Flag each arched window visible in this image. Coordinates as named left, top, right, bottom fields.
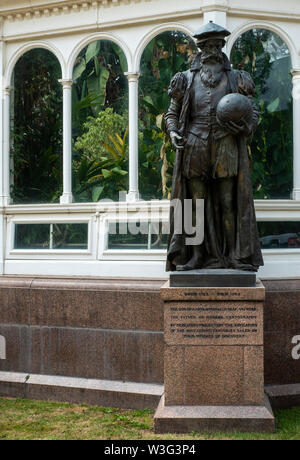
left=139, top=31, right=197, bottom=200
left=230, top=28, right=293, bottom=199
left=72, top=40, right=128, bottom=202
left=11, top=48, right=63, bottom=204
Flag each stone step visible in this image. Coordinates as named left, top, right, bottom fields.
left=265, top=383, right=300, bottom=410
left=0, top=371, right=164, bottom=410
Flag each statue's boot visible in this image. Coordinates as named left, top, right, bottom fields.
left=202, top=259, right=225, bottom=269
left=176, top=246, right=203, bottom=271
left=234, top=263, right=258, bottom=272
left=229, top=258, right=258, bottom=272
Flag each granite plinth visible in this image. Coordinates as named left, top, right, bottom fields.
left=154, top=394, right=275, bottom=433
left=156, top=279, right=273, bottom=433
left=170, top=269, right=256, bottom=288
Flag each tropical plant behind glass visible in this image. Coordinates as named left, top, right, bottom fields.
left=72, top=41, right=129, bottom=201
left=11, top=49, right=63, bottom=204
left=231, top=29, right=293, bottom=199
left=139, top=31, right=197, bottom=200
left=73, top=108, right=128, bottom=202
left=72, top=41, right=128, bottom=135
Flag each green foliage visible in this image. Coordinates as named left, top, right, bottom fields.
left=72, top=41, right=129, bottom=201
left=74, top=108, right=127, bottom=161
left=73, top=108, right=128, bottom=202
left=231, top=29, right=293, bottom=199
left=139, top=31, right=197, bottom=200
left=12, top=33, right=291, bottom=205
left=138, top=29, right=293, bottom=201
left=11, top=49, right=63, bottom=204
left=72, top=40, right=128, bottom=141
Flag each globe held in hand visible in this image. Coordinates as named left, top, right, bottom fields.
left=216, top=93, right=253, bottom=126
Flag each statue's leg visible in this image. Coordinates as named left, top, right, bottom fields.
left=216, top=177, right=236, bottom=263
left=216, top=178, right=257, bottom=271
left=176, top=178, right=207, bottom=271
left=188, top=177, right=207, bottom=228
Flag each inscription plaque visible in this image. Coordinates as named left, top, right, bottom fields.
left=165, top=301, right=263, bottom=346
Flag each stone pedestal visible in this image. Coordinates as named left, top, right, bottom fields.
left=154, top=279, right=275, bottom=433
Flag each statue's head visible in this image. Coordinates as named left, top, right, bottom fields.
left=197, top=38, right=224, bottom=63
left=193, top=21, right=231, bottom=63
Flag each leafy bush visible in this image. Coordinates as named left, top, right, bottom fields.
left=74, top=108, right=127, bottom=161
left=73, top=108, right=128, bottom=202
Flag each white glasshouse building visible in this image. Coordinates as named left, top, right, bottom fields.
left=0, top=0, right=299, bottom=279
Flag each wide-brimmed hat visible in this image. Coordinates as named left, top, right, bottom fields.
left=193, top=21, right=231, bottom=43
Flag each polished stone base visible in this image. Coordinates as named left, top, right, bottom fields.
left=154, top=394, right=275, bottom=434
left=170, top=269, right=256, bottom=288
left=157, top=280, right=273, bottom=433
left=161, top=281, right=265, bottom=407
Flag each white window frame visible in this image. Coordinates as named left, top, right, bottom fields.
left=6, top=212, right=94, bottom=260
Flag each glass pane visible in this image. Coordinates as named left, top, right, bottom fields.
left=231, top=29, right=293, bottom=199
left=53, top=223, right=88, bottom=249
left=14, top=223, right=88, bottom=250
left=150, top=222, right=168, bottom=249
left=11, top=49, right=63, bottom=204
left=258, top=222, right=300, bottom=249
left=108, top=222, right=168, bottom=250
left=139, top=31, right=197, bottom=200
left=72, top=41, right=128, bottom=202
left=14, top=224, right=50, bottom=249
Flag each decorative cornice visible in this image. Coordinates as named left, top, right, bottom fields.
left=0, top=0, right=146, bottom=22
left=1, top=2, right=95, bottom=22
left=1, top=1, right=300, bottom=41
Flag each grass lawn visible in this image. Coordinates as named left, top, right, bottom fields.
left=0, top=397, right=300, bottom=440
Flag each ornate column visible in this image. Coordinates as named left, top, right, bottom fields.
left=292, top=70, right=300, bottom=200
left=125, top=72, right=140, bottom=202
left=0, top=86, right=10, bottom=275
left=59, top=79, right=74, bottom=204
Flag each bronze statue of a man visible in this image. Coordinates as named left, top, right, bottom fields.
left=165, top=22, right=263, bottom=272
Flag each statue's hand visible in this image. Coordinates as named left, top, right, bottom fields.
left=222, top=118, right=253, bottom=137
left=240, top=117, right=253, bottom=137
left=170, top=131, right=185, bottom=150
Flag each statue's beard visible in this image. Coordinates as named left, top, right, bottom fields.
left=199, top=54, right=224, bottom=88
